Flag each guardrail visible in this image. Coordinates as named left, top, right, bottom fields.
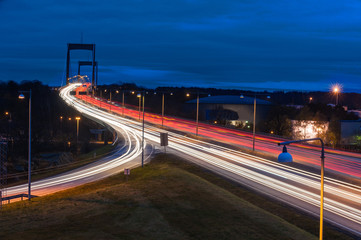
left=0, top=191, right=37, bottom=206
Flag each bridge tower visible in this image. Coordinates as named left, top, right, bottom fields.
left=78, top=61, right=98, bottom=86
left=66, top=43, right=96, bottom=88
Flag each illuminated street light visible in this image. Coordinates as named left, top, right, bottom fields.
left=186, top=92, right=200, bottom=136
left=162, top=93, right=165, bottom=127
left=137, top=93, right=141, bottom=120
left=142, top=93, right=145, bottom=168
left=122, top=91, right=125, bottom=117
left=75, top=117, right=81, bottom=144
left=277, top=138, right=325, bottom=240
left=18, top=90, right=32, bottom=200
left=5, top=111, right=11, bottom=121
left=333, top=87, right=339, bottom=105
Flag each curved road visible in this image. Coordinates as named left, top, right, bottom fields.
left=6, top=83, right=361, bottom=237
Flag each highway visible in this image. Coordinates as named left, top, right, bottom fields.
left=6, top=83, right=361, bottom=237
left=6, top=84, right=153, bottom=198
left=76, top=84, right=361, bottom=236
left=77, top=88, right=361, bottom=179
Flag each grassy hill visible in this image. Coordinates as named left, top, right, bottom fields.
left=0, top=154, right=352, bottom=240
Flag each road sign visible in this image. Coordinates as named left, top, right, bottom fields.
left=124, top=168, right=130, bottom=175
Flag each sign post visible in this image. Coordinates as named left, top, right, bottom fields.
left=124, top=168, right=130, bottom=182
left=160, top=132, right=168, bottom=153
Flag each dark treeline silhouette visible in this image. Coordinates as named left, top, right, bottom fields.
left=99, top=83, right=361, bottom=110
left=98, top=83, right=360, bottom=148
left=0, top=80, right=105, bottom=174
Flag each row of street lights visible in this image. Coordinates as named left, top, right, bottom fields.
left=60, top=116, right=81, bottom=143
left=98, top=88, right=326, bottom=240
left=18, top=86, right=327, bottom=240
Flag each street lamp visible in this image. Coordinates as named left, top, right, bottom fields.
left=75, top=117, right=81, bottom=144
left=277, top=138, right=325, bottom=240
left=60, top=116, right=63, bottom=130
left=240, top=94, right=270, bottom=151
left=186, top=93, right=200, bottom=136
left=137, top=93, right=141, bottom=120
left=333, top=86, right=340, bottom=106
left=141, top=93, right=145, bottom=168
left=162, top=93, right=165, bottom=127
left=122, top=90, right=125, bottom=117
left=18, top=90, right=32, bottom=201
left=5, top=111, right=12, bottom=122
left=160, top=92, right=173, bottom=127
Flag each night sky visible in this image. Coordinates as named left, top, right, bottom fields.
left=1, top=0, right=361, bottom=92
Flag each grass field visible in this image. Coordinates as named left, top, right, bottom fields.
left=0, top=154, right=353, bottom=240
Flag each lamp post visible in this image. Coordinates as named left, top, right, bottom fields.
left=122, top=91, right=125, bottom=117
left=277, top=138, right=325, bottom=240
left=196, top=93, right=199, bottom=136
left=162, top=93, right=165, bottom=127
left=333, top=87, right=339, bottom=106
left=137, top=93, right=141, bottom=120
left=18, top=90, right=32, bottom=201
left=186, top=92, right=199, bottom=135
left=60, top=116, right=63, bottom=130
left=75, top=117, right=81, bottom=144
left=141, top=93, right=145, bottom=168
left=240, top=94, right=270, bottom=151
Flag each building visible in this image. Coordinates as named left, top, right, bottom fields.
left=340, top=119, right=361, bottom=145
left=185, top=95, right=272, bottom=126
left=291, top=120, right=329, bottom=140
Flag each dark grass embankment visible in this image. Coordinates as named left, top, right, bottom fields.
left=0, top=154, right=354, bottom=240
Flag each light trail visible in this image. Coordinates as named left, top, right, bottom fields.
left=76, top=91, right=361, bottom=178
left=6, top=83, right=360, bottom=236
left=7, top=83, right=150, bottom=198
left=73, top=84, right=361, bottom=236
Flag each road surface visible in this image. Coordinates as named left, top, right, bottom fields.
left=6, top=83, right=361, bottom=237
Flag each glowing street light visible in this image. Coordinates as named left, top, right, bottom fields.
left=75, top=117, right=81, bottom=143
left=277, top=138, right=325, bottom=240
left=186, top=93, right=200, bottom=135
left=332, top=85, right=341, bottom=106
left=18, top=90, right=32, bottom=200
left=137, top=93, right=141, bottom=120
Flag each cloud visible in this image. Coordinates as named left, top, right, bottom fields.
left=1, top=0, right=361, bottom=91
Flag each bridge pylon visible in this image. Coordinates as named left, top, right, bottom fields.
left=66, top=43, right=96, bottom=88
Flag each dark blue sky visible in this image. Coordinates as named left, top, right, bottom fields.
left=1, top=0, right=361, bottom=92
